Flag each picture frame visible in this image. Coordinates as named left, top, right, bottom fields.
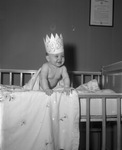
left=89, top=0, right=114, bottom=27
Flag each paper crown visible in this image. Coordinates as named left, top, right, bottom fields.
left=43, top=33, right=64, bottom=54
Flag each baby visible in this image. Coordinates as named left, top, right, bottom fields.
left=39, top=33, right=71, bottom=96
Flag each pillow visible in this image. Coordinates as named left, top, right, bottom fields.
left=76, top=79, right=100, bottom=92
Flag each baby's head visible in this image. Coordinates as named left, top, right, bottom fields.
left=44, top=33, right=65, bottom=67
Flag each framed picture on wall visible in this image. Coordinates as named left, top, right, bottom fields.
left=89, top=0, right=114, bottom=26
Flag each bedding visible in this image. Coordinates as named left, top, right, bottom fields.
left=0, top=88, right=79, bottom=150
left=76, top=79, right=115, bottom=94
left=76, top=79, right=100, bottom=92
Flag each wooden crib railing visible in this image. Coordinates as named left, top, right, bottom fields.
left=79, top=94, right=122, bottom=150
left=0, top=69, right=102, bottom=87
left=69, top=71, right=102, bottom=87
left=0, top=69, right=36, bottom=86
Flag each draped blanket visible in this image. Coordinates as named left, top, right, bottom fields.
left=0, top=89, right=79, bottom=150
left=0, top=67, right=79, bottom=150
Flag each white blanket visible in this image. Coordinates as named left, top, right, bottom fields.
left=0, top=67, right=80, bottom=150
left=0, top=90, right=79, bottom=150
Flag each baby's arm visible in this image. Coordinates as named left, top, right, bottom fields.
left=62, top=66, right=70, bottom=87
left=40, top=64, right=53, bottom=95
left=62, top=66, right=71, bottom=94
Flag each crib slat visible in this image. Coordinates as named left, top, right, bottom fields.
left=91, top=75, right=93, bottom=80
left=9, top=72, right=12, bottom=85
left=0, top=72, right=1, bottom=84
left=86, top=98, right=90, bottom=150
left=117, top=98, right=121, bottom=150
left=70, top=74, right=74, bottom=87
left=97, top=75, right=100, bottom=84
left=31, top=73, right=34, bottom=77
left=102, top=98, right=106, bottom=150
left=81, top=74, right=84, bottom=84
left=20, top=73, right=23, bottom=86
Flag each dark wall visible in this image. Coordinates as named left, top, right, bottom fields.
left=1, top=0, right=122, bottom=71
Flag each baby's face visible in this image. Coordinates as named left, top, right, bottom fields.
left=47, top=52, right=65, bottom=67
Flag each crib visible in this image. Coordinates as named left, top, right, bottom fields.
left=0, top=69, right=102, bottom=87
left=0, top=61, right=122, bottom=150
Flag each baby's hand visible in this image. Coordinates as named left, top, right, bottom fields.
left=63, top=87, right=73, bottom=95
left=44, top=88, right=53, bottom=96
